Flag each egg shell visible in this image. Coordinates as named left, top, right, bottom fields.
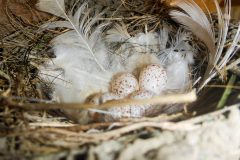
left=139, top=64, right=167, bottom=95
left=106, top=107, right=128, bottom=121
left=110, top=72, right=139, bottom=97
left=104, top=90, right=155, bottom=122
left=128, top=90, right=155, bottom=117
left=129, top=90, right=155, bottom=99
left=103, top=105, right=132, bottom=122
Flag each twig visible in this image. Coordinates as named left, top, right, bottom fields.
left=29, top=122, right=77, bottom=127
left=4, top=121, right=196, bottom=142
left=1, top=90, right=197, bottom=111
left=92, top=122, right=196, bottom=140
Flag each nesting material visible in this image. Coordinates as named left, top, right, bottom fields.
left=1, top=0, right=240, bottom=158
left=37, top=0, right=240, bottom=123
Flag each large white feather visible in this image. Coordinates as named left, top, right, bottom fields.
left=170, top=0, right=215, bottom=68
left=36, top=0, right=66, bottom=18
left=39, top=2, right=120, bottom=103
left=170, top=0, right=238, bottom=89
left=202, top=23, right=240, bottom=88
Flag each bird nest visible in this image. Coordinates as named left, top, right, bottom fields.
left=0, top=0, right=240, bottom=159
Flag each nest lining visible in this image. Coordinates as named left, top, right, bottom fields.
left=0, top=0, right=240, bottom=158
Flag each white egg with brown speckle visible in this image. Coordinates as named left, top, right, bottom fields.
left=110, top=72, right=139, bottom=97
left=104, top=106, right=131, bottom=122
left=139, top=64, right=167, bottom=95
left=129, top=90, right=155, bottom=99
left=128, top=90, right=155, bottom=117
left=104, top=90, right=155, bottom=122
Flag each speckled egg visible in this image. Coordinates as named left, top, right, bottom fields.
left=139, top=64, right=167, bottom=95
left=104, top=90, right=155, bottom=122
left=128, top=90, right=155, bottom=117
left=103, top=105, right=132, bottom=122
left=129, top=90, right=155, bottom=99
left=110, top=72, right=139, bottom=97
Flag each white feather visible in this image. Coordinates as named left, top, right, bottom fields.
left=159, top=30, right=194, bottom=91
left=38, top=3, right=174, bottom=121
left=37, top=1, right=213, bottom=121
left=39, top=2, right=120, bottom=103
left=129, top=32, right=160, bottom=54
left=106, top=24, right=162, bottom=72
left=36, top=0, right=66, bottom=18
left=125, top=53, right=161, bottom=73
left=219, top=24, right=240, bottom=69
left=170, top=0, right=239, bottom=90
left=201, top=23, right=240, bottom=88
left=105, top=23, right=131, bottom=43
left=170, top=0, right=215, bottom=63
left=214, top=0, right=231, bottom=66
left=158, top=26, right=170, bottom=50
left=107, top=24, right=194, bottom=92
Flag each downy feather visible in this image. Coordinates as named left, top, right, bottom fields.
left=107, top=24, right=194, bottom=92
left=105, top=23, right=131, bottom=43
left=159, top=29, right=194, bottom=91
left=106, top=24, right=162, bottom=73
